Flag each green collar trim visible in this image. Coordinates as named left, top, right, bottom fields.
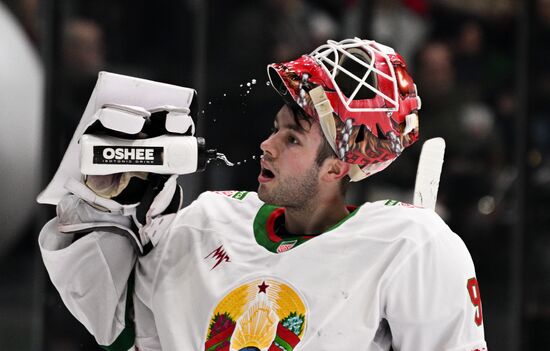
left=253, top=204, right=359, bottom=253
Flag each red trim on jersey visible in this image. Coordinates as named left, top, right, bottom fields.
left=266, top=207, right=285, bottom=243
left=265, top=206, right=357, bottom=243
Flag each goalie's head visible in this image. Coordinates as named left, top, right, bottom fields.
left=268, top=38, right=421, bottom=181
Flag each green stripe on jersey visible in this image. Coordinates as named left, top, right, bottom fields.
left=273, top=335, right=294, bottom=351
left=100, top=326, right=135, bottom=351
left=253, top=204, right=359, bottom=253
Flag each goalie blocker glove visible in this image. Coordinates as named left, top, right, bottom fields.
left=56, top=103, right=194, bottom=254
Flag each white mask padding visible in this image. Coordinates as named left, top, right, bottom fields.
left=352, top=158, right=395, bottom=182
left=404, top=113, right=419, bottom=135
left=349, top=164, right=368, bottom=182
left=311, top=38, right=399, bottom=112
left=98, top=104, right=150, bottom=134
left=414, top=84, right=422, bottom=109
left=309, top=86, right=338, bottom=154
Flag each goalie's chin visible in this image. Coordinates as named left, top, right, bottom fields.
left=257, top=183, right=268, bottom=201
left=257, top=182, right=276, bottom=205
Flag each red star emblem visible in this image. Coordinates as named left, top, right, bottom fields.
left=258, top=281, right=269, bottom=294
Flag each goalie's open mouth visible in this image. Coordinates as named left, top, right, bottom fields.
left=262, top=168, right=275, bottom=178
left=258, top=161, right=275, bottom=183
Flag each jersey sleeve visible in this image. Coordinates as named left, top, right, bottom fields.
left=39, top=218, right=137, bottom=350
left=383, top=228, right=487, bottom=351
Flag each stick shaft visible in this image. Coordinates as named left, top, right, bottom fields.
left=413, top=137, right=446, bottom=210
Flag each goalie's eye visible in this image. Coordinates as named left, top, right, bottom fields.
left=270, top=121, right=279, bottom=135
left=287, top=134, right=300, bottom=145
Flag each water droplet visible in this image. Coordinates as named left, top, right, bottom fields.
left=260, top=155, right=265, bottom=159
left=208, top=101, right=212, bottom=105
left=252, top=79, right=257, bottom=84
left=240, top=84, right=243, bottom=87
left=266, top=81, right=271, bottom=86
left=246, top=90, right=250, bottom=94
left=213, top=119, right=217, bottom=122
left=201, top=110, right=205, bottom=114
left=244, top=159, right=247, bottom=163
left=215, top=153, right=234, bottom=166
left=223, top=93, right=227, bottom=97
left=237, top=162, right=241, bottom=165
left=252, top=155, right=256, bottom=160
left=247, top=82, right=251, bottom=87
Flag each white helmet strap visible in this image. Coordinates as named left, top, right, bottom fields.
left=309, top=86, right=337, bottom=153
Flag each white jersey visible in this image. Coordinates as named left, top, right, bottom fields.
left=40, top=191, right=487, bottom=351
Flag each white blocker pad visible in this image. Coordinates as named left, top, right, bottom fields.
left=37, top=71, right=196, bottom=205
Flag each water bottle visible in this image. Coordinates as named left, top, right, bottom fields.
left=80, top=134, right=232, bottom=175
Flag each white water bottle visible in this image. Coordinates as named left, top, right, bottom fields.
left=80, top=134, right=227, bottom=175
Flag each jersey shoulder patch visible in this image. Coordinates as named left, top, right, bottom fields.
left=211, top=190, right=250, bottom=201
left=383, top=199, right=419, bottom=208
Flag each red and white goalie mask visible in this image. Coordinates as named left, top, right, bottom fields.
left=268, top=38, right=421, bottom=181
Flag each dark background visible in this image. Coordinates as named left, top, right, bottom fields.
left=0, top=0, right=548, bottom=349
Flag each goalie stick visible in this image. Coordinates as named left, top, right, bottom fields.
left=413, top=137, right=446, bottom=210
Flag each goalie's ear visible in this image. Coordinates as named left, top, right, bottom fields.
left=321, top=157, right=350, bottom=183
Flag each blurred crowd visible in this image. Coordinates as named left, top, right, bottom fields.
left=1, top=0, right=549, bottom=350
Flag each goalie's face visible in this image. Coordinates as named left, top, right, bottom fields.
left=258, top=105, right=323, bottom=208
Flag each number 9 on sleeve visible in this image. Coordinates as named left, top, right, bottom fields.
left=467, top=277, right=484, bottom=326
